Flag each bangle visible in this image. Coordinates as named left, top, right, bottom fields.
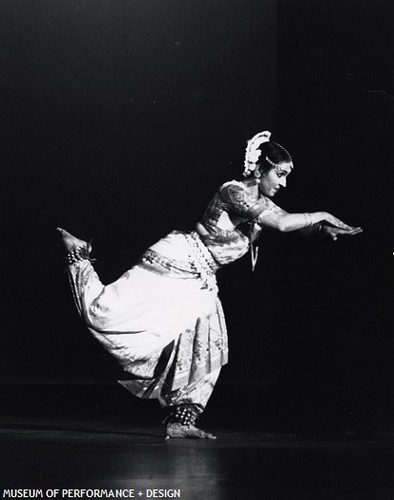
left=303, top=213, right=313, bottom=227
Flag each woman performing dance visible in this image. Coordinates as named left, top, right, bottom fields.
left=57, top=130, right=362, bottom=439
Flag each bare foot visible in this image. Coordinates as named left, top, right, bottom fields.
left=56, top=227, right=91, bottom=254
left=165, top=423, right=216, bottom=439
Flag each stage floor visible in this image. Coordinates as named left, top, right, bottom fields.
left=0, top=385, right=393, bottom=499
left=1, top=419, right=393, bottom=499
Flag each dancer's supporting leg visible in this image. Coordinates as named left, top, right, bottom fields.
left=162, top=368, right=221, bottom=439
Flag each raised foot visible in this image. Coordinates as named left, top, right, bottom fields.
left=165, top=423, right=216, bottom=440
left=56, top=227, right=91, bottom=254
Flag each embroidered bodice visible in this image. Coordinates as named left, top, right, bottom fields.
left=196, top=180, right=275, bottom=266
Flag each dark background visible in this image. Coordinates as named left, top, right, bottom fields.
left=0, top=0, right=392, bottom=431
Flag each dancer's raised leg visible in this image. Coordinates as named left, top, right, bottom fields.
left=56, top=227, right=105, bottom=322
left=56, top=227, right=93, bottom=261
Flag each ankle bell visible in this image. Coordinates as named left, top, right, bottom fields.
left=166, top=404, right=201, bottom=428
left=66, top=246, right=93, bottom=265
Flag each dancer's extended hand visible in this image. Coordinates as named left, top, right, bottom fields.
left=322, top=225, right=363, bottom=241
left=321, top=213, right=359, bottom=231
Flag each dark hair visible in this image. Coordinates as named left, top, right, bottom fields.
left=257, top=141, right=293, bottom=174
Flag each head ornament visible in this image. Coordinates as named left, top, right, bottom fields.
left=243, top=130, right=271, bottom=178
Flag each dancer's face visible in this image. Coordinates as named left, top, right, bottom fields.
left=259, top=163, right=292, bottom=198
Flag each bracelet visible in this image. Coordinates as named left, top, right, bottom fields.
left=303, top=213, right=313, bottom=228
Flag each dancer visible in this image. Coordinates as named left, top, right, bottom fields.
left=57, top=130, right=362, bottom=439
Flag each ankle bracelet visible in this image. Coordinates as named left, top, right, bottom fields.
left=166, top=404, right=201, bottom=428
left=66, top=246, right=93, bottom=265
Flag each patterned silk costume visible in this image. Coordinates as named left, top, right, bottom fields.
left=67, top=181, right=277, bottom=410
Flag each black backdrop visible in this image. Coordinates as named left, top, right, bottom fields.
left=1, top=0, right=392, bottom=428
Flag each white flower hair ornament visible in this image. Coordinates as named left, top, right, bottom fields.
left=243, top=130, right=271, bottom=178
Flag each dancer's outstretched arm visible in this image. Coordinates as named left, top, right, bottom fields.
left=254, top=201, right=362, bottom=238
